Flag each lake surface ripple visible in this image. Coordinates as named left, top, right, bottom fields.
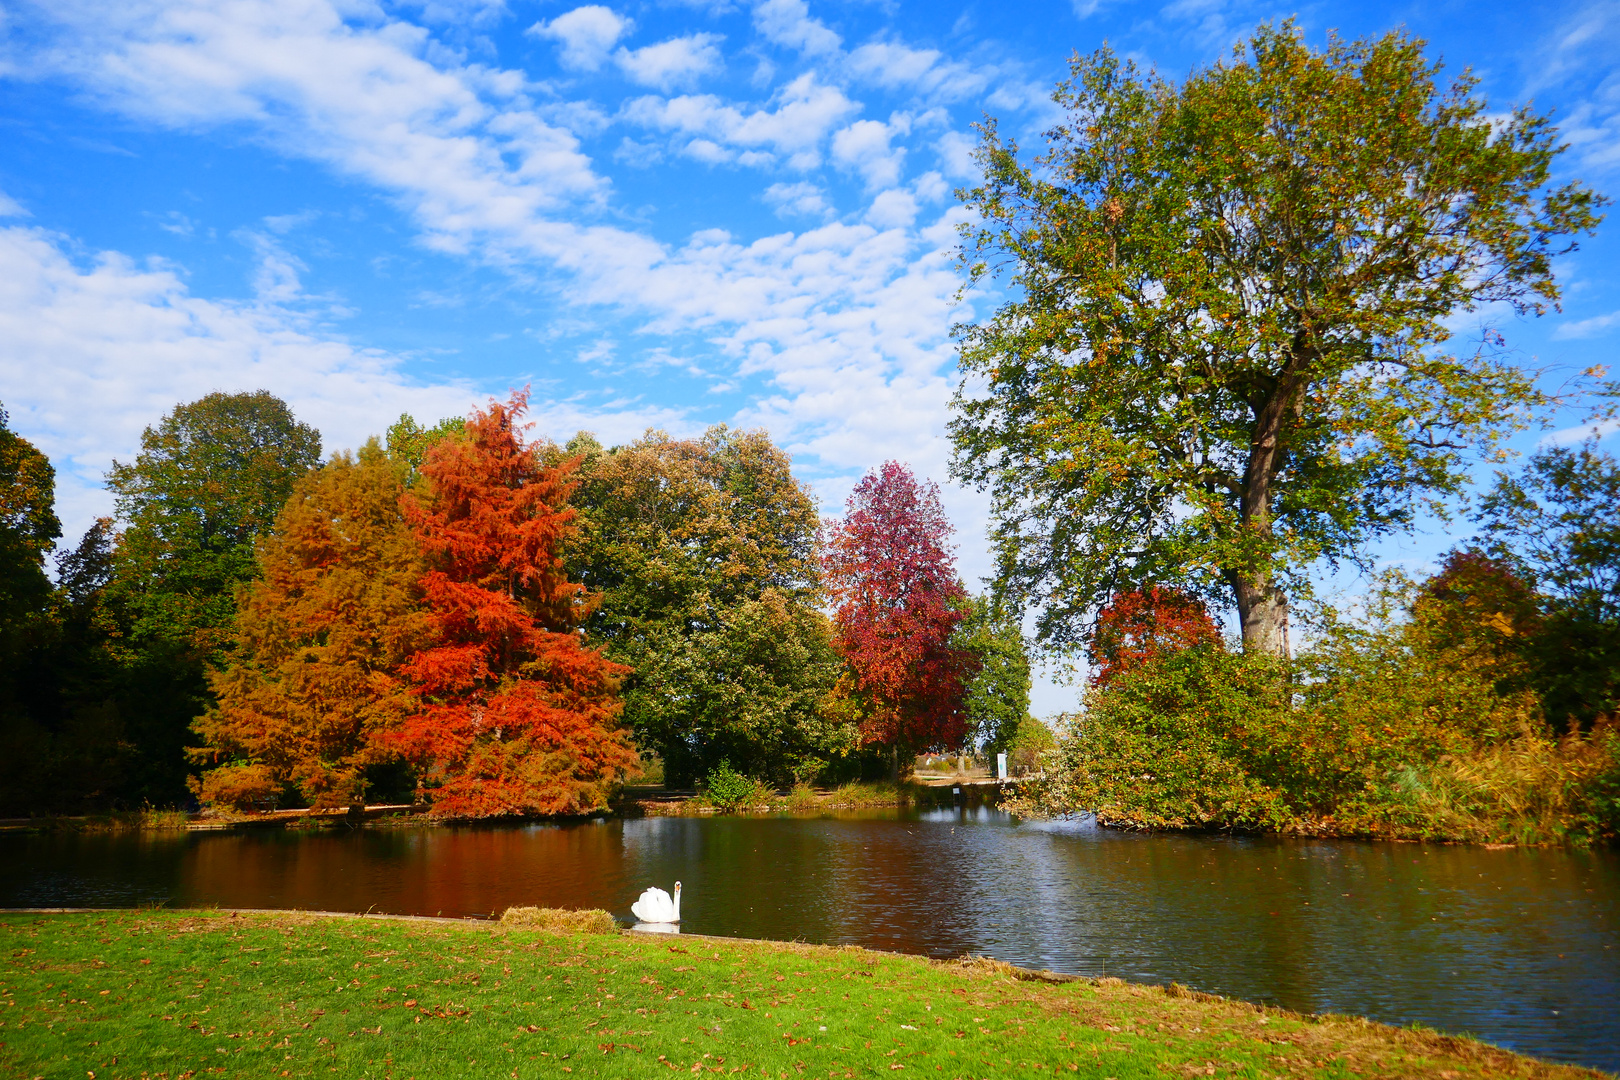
left=2, top=808, right=1616, bottom=1071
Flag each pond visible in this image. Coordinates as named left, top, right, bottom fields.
left=2, top=808, right=1616, bottom=1072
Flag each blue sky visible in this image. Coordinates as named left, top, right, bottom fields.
left=2, top=0, right=1617, bottom=713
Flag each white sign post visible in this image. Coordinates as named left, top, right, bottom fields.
left=996, top=752, right=1007, bottom=780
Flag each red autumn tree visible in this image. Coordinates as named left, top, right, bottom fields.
left=821, top=462, right=979, bottom=773
left=389, top=391, right=638, bottom=818
left=1088, top=587, right=1221, bottom=686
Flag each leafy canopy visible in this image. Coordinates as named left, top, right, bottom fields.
left=0, top=402, right=61, bottom=619
left=106, top=391, right=322, bottom=657
left=951, top=23, right=1605, bottom=654
left=822, top=462, right=978, bottom=759
left=194, top=441, right=432, bottom=809
left=1475, top=441, right=1620, bottom=732
left=563, top=426, right=838, bottom=785
left=950, top=595, right=1032, bottom=754
left=388, top=392, right=636, bottom=818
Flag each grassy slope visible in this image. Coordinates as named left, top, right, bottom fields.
left=0, top=911, right=1604, bottom=1080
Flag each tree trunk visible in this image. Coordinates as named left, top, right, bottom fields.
left=1229, top=345, right=1307, bottom=657
left=1230, top=572, right=1290, bottom=656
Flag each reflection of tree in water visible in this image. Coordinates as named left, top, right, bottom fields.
left=2, top=817, right=1615, bottom=1070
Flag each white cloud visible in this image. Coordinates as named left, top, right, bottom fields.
left=865, top=188, right=917, bottom=229
left=831, top=116, right=909, bottom=188
left=0, top=191, right=29, bottom=218
left=528, top=5, right=632, bottom=71
left=0, top=223, right=690, bottom=548
left=238, top=230, right=309, bottom=304
left=6, top=0, right=1013, bottom=590
left=936, top=129, right=977, bottom=179
left=1553, top=308, right=1620, bottom=339
left=624, top=73, right=858, bottom=168
left=845, top=42, right=989, bottom=102
left=394, top=0, right=508, bottom=27
left=614, top=33, right=723, bottom=90
left=763, top=181, right=832, bottom=219
left=751, top=0, right=840, bottom=56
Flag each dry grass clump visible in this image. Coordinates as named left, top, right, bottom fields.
left=498, top=906, right=618, bottom=934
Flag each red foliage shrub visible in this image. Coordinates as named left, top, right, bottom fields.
left=1089, top=587, right=1221, bottom=686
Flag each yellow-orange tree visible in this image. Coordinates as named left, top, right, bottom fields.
left=193, top=441, right=431, bottom=809
left=388, top=393, right=637, bottom=818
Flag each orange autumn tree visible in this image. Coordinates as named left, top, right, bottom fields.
left=193, top=440, right=431, bottom=810
left=390, top=392, right=637, bottom=817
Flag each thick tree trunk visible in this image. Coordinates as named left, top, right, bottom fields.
left=1228, top=345, right=1308, bottom=657
left=1230, top=573, right=1290, bottom=656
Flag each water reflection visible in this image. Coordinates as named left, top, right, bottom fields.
left=1, top=809, right=1615, bottom=1072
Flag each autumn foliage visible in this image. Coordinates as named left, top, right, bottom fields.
left=821, top=462, right=978, bottom=762
left=193, top=442, right=429, bottom=809
left=1088, top=587, right=1221, bottom=686
left=388, top=393, right=637, bottom=817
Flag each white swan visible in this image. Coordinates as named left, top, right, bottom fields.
left=631, top=881, right=682, bottom=924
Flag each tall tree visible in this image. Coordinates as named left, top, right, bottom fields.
left=563, top=426, right=839, bottom=785
left=193, top=441, right=432, bottom=810
left=107, top=391, right=323, bottom=659
left=822, top=462, right=978, bottom=774
left=0, top=405, right=70, bottom=815
left=388, top=393, right=636, bottom=817
left=951, top=595, right=1032, bottom=754
left=951, top=24, right=1605, bottom=656
left=102, top=391, right=322, bottom=802
left=0, top=402, right=60, bottom=621
left=1476, top=440, right=1620, bottom=732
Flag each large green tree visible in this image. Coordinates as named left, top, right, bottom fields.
left=104, top=391, right=322, bottom=801
left=0, top=403, right=60, bottom=622
left=1476, top=440, right=1620, bottom=732
left=562, top=426, right=842, bottom=785
left=951, top=595, right=1032, bottom=754
left=951, top=24, right=1605, bottom=655
left=107, top=391, right=323, bottom=658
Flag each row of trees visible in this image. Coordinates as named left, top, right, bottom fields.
left=0, top=391, right=1033, bottom=817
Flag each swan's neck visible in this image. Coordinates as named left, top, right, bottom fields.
left=673, top=886, right=681, bottom=921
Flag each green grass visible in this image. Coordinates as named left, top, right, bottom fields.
left=0, top=910, right=1602, bottom=1080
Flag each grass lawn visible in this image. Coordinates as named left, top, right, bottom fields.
left=0, top=910, right=1603, bottom=1080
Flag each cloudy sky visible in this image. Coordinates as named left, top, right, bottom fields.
left=2, top=0, right=1617, bottom=712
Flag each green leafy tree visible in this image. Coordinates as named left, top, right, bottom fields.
left=104, top=391, right=322, bottom=802
left=951, top=24, right=1605, bottom=656
left=1477, top=440, right=1620, bottom=732
left=951, top=595, right=1032, bottom=754
left=562, top=426, right=839, bottom=785
left=107, top=391, right=323, bottom=658
left=385, top=413, right=467, bottom=478
left=0, top=403, right=60, bottom=621
left=0, top=406, right=71, bottom=814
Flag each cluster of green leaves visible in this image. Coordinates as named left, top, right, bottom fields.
left=1012, top=563, right=1620, bottom=845
left=560, top=426, right=850, bottom=787
left=1476, top=440, right=1620, bottom=733
left=950, top=595, right=1033, bottom=754
left=0, top=393, right=325, bottom=814
left=951, top=22, right=1605, bottom=655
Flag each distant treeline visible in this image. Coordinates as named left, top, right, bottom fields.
left=0, top=391, right=1037, bottom=818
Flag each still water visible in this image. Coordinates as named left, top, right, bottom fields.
left=2, top=809, right=1616, bottom=1072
